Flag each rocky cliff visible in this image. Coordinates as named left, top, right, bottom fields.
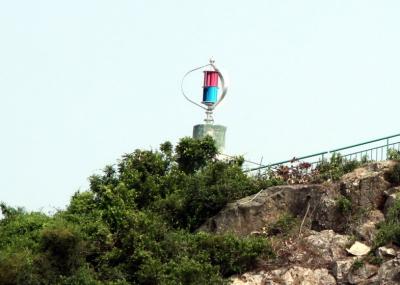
left=200, top=161, right=400, bottom=284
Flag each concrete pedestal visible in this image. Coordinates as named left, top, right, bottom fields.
left=193, top=124, right=227, bottom=152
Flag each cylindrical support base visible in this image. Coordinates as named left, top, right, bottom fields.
left=193, top=124, right=227, bottom=152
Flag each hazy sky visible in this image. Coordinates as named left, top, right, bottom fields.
left=1, top=1, right=400, bottom=211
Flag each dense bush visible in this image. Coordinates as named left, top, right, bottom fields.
left=336, top=196, right=352, bottom=214
left=385, top=162, right=400, bottom=186
left=374, top=196, right=400, bottom=247
left=0, top=136, right=275, bottom=284
left=387, top=148, right=400, bottom=161
left=314, top=153, right=361, bottom=182
left=267, top=153, right=363, bottom=184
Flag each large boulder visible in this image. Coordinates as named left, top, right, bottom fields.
left=377, top=255, right=400, bottom=284
left=383, top=186, right=400, bottom=217
left=354, top=210, right=385, bottom=244
left=276, top=266, right=336, bottom=285
left=230, top=271, right=267, bottom=285
left=201, top=162, right=395, bottom=236
left=231, top=266, right=336, bottom=285
left=347, top=263, right=379, bottom=284
left=332, top=258, right=378, bottom=284
left=340, top=162, right=393, bottom=210
left=332, top=258, right=355, bottom=283
left=199, top=184, right=343, bottom=235
left=304, top=230, right=350, bottom=263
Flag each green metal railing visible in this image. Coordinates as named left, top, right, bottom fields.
left=246, top=133, right=400, bottom=173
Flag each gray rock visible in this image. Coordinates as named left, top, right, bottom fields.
left=355, top=221, right=378, bottom=244
left=274, top=266, right=336, bottom=285
left=377, top=246, right=397, bottom=259
left=377, top=256, right=400, bottom=284
left=226, top=163, right=400, bottom=285
left=230, top=271, right=267, bottom=285
left=347, top=263, right=378, bottom=284
left=199, top=184, right=343, bottom=236
left=304, top=230, right=350, bottom=262
left=383, top=187, right=400, bottom=217
left=199, top=185, right=334, bottom=235
left=340, top=164, right=391, bottom=210
left=201, top=162, right=394, bottom=236
left=231, top=266, right=336, bottom=285
left=354, top=210, right=384, bottom=244
left=332, top=258, right=355, bottom=283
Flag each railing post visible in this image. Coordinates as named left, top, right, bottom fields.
left=387, top=138, right=390, bottom=159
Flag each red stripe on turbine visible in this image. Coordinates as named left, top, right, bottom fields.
left=203, top=71, right=219, bottom=87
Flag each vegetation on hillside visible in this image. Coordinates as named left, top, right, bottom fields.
left=374, top=196, right=400, bottom=247
left=267, top=153, right=365, bottom=184
left=2, top=136, right=398, bottom=284
left=374, top=160, right=400, bottom=248
left=0, top=136, right=277, bottom=285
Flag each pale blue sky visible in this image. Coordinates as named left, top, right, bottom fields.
left=1, top=1, right=399, bottom=211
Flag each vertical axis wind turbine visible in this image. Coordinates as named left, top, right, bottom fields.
left=181, top=58, right=229, bottom=151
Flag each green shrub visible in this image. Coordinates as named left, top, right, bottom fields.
left=178, top=160, right=259, bottom=230
left=336, top=196, right=352, bottom=214
left=374, top=223, right=400, bottom=247
left=365, top=253, right=383, bottom=265
left=161, top=257, right=225, bottom=285
left=0, top=137, right=276, bottom=284
left=58, top=265, right=102, bottom=285
left=385, top=163, right=400, bottom=186
left=374, top=196, right=400, bottom=247
left=351, top=259, right=364, bottom=271
left=387, top=149, right=400, bottom=160
left=0, top=205, right=50, bottom=252
left=315, top=153, right=360, bottom=182
left=175, top=136, right=218, bottom=174
left=342, top=159, right=361, bottom=174
left=161, top=231, right=274, bottom=278
left=254, top=176, right=285, bottom=189
left=36, top=222, right=86, bottom=282
left=265, top=213, right=298, bottom=236
left=0, top=249, right=38, bottom=285
left=193, top=232, right=274, bottom=276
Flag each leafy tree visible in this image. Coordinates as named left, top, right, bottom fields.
left=0, top=136, right=276, bottom=284
left=175, top=136, right=218, bottom=174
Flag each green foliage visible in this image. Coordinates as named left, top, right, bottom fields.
left=175, top=160, right=260, bottom=230
left=0, top=249, right=37, bottom=285
left=374, top=196, right=400, bottom=247
left=253, top=175, right=285, bottom=189
left=265, top=213, right=298, bottom=236
left=385, top=163, right=400, bottom=186
left=351, top=259, right=364, bottom=271
left=374, top=223, right=398, bottom=247
left=387, top=148, right=400, bottom=160
left=0, top=207, right=50, bottom=251
left=365, top=252, right=383, bottom=266
left=38, top=222, right=85, bottom=278
left=336, top=196, right=352, bottom=214
left=189, top=232, right=274, bottom=277
left=0, top=136, right=277, bottom=284
left=175, top=136, right=218, bottom=174
left=315, top=153, right=361, bottom=182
